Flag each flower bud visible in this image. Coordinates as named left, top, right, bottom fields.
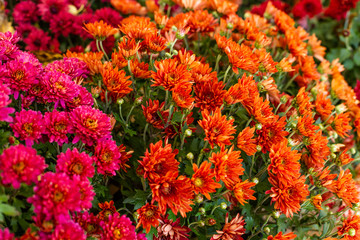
left=348, top=228, right=356, bottom=237
left=226, top=23, right=234, bottom=29
left=280, top=95, right=287, bottom=104
left=186, top=152, right=194, bottom=160
left=171, top=25, right=178, bottom=32
left=264, top=227, right=270, bottom=234
left=310, top=88, right=318, bottom=98
left=165, top=52, right=172, bottom=58
left=220, top=202, right=227, bottom=209
left=117, top=98, right=124, bottom=105
left=206, top=218, right=216, bottom=226
left=255, top=123, right=262, bottom=130
left=272, top=211, right=281, bottom=219
left=133, top=212, right=139, bottom=219
left=228, top=116, right=234, bottom=121
left=185, top=129, right=192, bottom=137
left=351, top=148, right=356, bottom=155
left=288, top=138, right=296, bottom=147
left=256, top=145, right=262, bottom=152
left=176, top=31, right=185, bottom=40
left=198, top=207, right=206, bottom=215
left=135, top=97, right=143, bottom=105
left=335, top=104, right=347, bottom=114
left=198, top=220, right=205, bottom=227
left=252, top=178, right=259, bottom=184
left=172, top=50, right=178, bottom=55
left=195, top=194, right=204, bottom=204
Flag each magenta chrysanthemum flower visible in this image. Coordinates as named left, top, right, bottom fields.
left=0, top=31, right=20, bottom=44
left=0, top=144, right=47, bottom=189
left=0, top=40, right=19, bottom=61
left=100, top=213, right=137, bottom=240
left=38, top=0, right=69, bottom=22
left=15, top=24, right=37, bottom=38
left=76, top=178, right=95, bottom=210
left=49, top=220, right=86, bottom=240
left=10, top=110, right=44, bottom=147
left=49, top=12, right=74, bottom=38
left=28, top=172, right=81, bottom=218
left=69, top=106, right=112, bottom=146
left=3, top=58, right=40, bottom=99
left=23, top=28, right=51, bottom=51
left=137, top=233, right=147, bottom=240
left=41, top=71, right=79, bottom=108
left=66, top=85, right=94, bottom=110
left=73, top=211, right=101, bottom=236
left=45, top=57, right=89, bottom=80
left=0, top=228, right=14, bottom=240
left=56, top=148, right=95, bottom=180
left=13, top=1, right=39, bottom=24
left=95, top=7, right=123, bottom=27
left=94, top=139, right=121, bottom=176
left=44, top=110, right=72, bottom=145
left=0, top=84, right=15, bottom=122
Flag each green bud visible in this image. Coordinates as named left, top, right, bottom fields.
left=264, top=227, right=271, bottom=235
left=176, top=31, right=185, bottom=40
left=325, top=206, right=330, bottom=211
left=171, top=25, right=178, bottom=32
left=186, top=152, right=194, bottom=160
left=310, top=88, right=318, bottom=98
left=244, top=12, right=251, bottom=19
left=93, top=93, right=99, bottom=98
left=45, top=152, right=52, bottom=158
left=172, top=49, right=178, bottom=55
left=117, top=98, right=124, bottom=105
left=255, top=123, right=262, bottom=130
left=195, top=194, right=204, bottom=203
left=256, top=145, right=262, bottom=152
left=252, top=178, right=259, bottom=184
left=291, top=121, right=297, bottom=128
left=165, top=52, right=172, bottom=58
left=198, top=207, right=206, bottom=215
left=220, top=202, right=227, bottom=209
left=133, top=212, right=139, bottom=219
left=185, top=129, right=192, bottom=137
left=228, top=116, right=234, bottom=121
left=135, top=97, right=143, bottom=105
left=280, top=95, right=288, bottom=104
left=272, top=211, right=281, bottom=219
left=349, top=228, right=356, bottom=237
left=288, top=138, right=296, bottom=147
left=226, top=23, right=234, bottom=29
left=198, top=220, right=205, bottom=227
left=351, top=148, right=356, bottom=155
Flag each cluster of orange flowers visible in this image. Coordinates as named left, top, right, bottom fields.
left=65, top=0, right=360, bottom=239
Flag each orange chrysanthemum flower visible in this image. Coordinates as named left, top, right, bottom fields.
left=118, top=37, right=140, bottom=60
left=268, top=140, right=301, bottom=181
left=266, top=174, right=309, bottom=218
left=194, top=77, right=226, bottom=111
left=101, top=63, right=133, bottom=98
left=308, top=34, right=326, bottom=61
left=98, top=200, right=117, bottom=221
left=130, top=59, right=151, bottom=79
left=338, top=212, right=360, bottom=240
left=272, top=9, right=295, bottom=33
left=65, top=51, right=104, bottom=75
left=295, top=87, right=314, bottom=116
left=310, top=167, right=337, bottom=188
left=327, top=169, right=360, bottom=207
left=118, top=144, right=132, bottom=172
left=142, top=99, right=169, bottom=129
left=277, top=58, right=294, bottom=72
left=138, top=140, right=179, bottom=182
left=188, top=10, right=218, bottom=34
left=285, top=30, right=307, bottom=58
left=256, top=117, right=289, bottom=152
left=208, top=0, right=239, bottom=15
left=136, top=203, right=161, bottom=233
left=232, top=180, right=256, bottom=205
left=338, top=148, right=354, bottom=166
left=311, top=194, right=323, bottom=210
left=152, top=59, right=192, bottom=91
left=172, top=82, right=195, bottom=109
left=209, top=146, right=244, bottom=189
left=111, top=50, right=128, bottom=69
left=237, top=127, right=257, bottom=156
left=211, top=213, right=245, bottom=240
left=198, top=108, right=236, bottom=149
left=315, top=93, right=334, bottom=121
left=303, top=131, right=330, bottom=171
left=332, top=112, right=352, bottom=138
left=144, top=34, right=167, bottom=52
left=297, top=114, right=319, bottom=137
left=191, top=161, right=221, bottom=200
left=111, top=0, right=147, bottom=15
left=175, top=49, right=202, bottom=71
left=267, top=232, right=297, bottom=240
left=119, top=16, right=157, bottom=40
left=83, top=20, right=118, bottom=41
left=255, top=48, right=278, bottom=74
left=150, top=172, right=194, bottom=217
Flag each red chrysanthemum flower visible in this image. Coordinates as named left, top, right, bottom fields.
left=138, top=140, right=179, bottom=182
left=209, top=146, right=244, bottom=189
left=136, top=203, right=161, bottom=233
left=94, top=139, right=122, bottom=176
left=100, top=212, right=137, bottom=240
left=237, top=127, right=257, bottom=156
left=38, top=0, right=68, bottom=22
left=10, top=109, right=44, bottom=147
left=70, top=106, right=112, bottom=146
left=211, top=213, right=246, bottom=240
left=292, top=0, right=322, bottom=19
left=98, top=200, right=117, bottom=221
left=194, top=77, right=226, bottom=112
left=198, top=108, right=236, bottom=149
left=56, top=148, right=95, bottom=180
left=142, top=99, right=169, bottom=129
left=13, top=1, right=39, bottom=24
left=44, top=110, right=72, bottom=146
left=0, top=144, right=47, bottom=189
left=152, top=58, right=192, bottom=91
left=338, top=212, right=360, bottom=240
left=191, top=161, right=222, bottom=200
left=28, top=172, right=81, bottom=218
left=267, top=232, right=297, bottom=240
left=232, top=180, right=256, bottom=206
left=74, top=211, right=101, bottom=236
left=150, top=172, right=194, bottom=217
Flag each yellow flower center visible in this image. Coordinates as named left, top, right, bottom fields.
left=13, top=162, right=25, bottom=173
left=69, top=161, right=84, bottom=175
left=194, top=177, right=204, bottom=187
left=53, top=190, right=64, bottom=203
left=13, top=70, right=24, bottom=81
left=23, top=123, right=33, bottom=134
left=113, top=228, right=123, bottom=239
left=85, top=118, right=98, bottom=129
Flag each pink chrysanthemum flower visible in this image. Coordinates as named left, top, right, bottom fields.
left=0, top=84, right=15, bottom=122
left=0, top=144, right=47, bottom=189
left=13, top=1, right=39, bottom=24
left=48, top=220, right=86, bottom=240
left=49, top=12, right=74, bottom=38
left=44, top=110, right=72, bottom=146
left=10, top=110, right=44, bottom=147
left=45, top=57, right=89, bottom=80
left=0, top=228, right=14, bottom=240
left=66, top=85, right=94, bottom=110
left=69, top=106, right=112, bottom=146
left=0, top=33, right=19, bottom=61
left=56, top=148, right=95, bottom=180
left=38, top=0, right=69, bottom=22
left=41, top=71, right=79, bottom=108
left=94, top=139, right=121, bottom=176
left=0, top=31, right=20, bottom=44
left=100, top=213, right=137, bottom=240
left=95, top=7, right=123, bottom=27
left=76, top=178, right=95, bottom=210
left=137, top=233, right=147, bottom=240
left=3, top=59, right=39, bottom=99
left=23, top=28, right=51, bottom=51
left=74, top=211, right=101, bottom=236
left=28, top=172, right=81, bottom=218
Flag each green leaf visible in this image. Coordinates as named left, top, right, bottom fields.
left=0, top=203, right=19, bottom=216
left=0, top=195, right=9, bottom=203
left=354, top=50, right=360, bottom=66
left=124, top=128, right=137, bottom=137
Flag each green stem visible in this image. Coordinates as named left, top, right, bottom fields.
left=214, top=54, right=222, bottom=73
left=250, top=154, right=256, bottom=179
left=197, top=142, right=209, bottom=166
left=128, top=60, right=137, bottom=94
left=99, top=40, right=110, bottom=61
left=222, top=65, right=231, bottom=84
left=282, top=73, right=299, bottom=91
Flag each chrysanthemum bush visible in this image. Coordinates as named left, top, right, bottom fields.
left=2, top=0, right=360, bottom=239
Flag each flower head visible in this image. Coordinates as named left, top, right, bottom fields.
left=44, top=110, right=72, bottom=145
left=191, top=161, right=221, bottom=200
left=94, top=139, right=122, bottom=176
left=0, top=84, right=15, bottom=122
left=74, top=211, right=101, bottom=236
left=267, top=232, right=297, bottom=240
left=136, top=203, right=161, bottom=233
left=211, top=213, right=245, bottom=240
left=98, top=200, right=117, bottom=221
left=70, top=106, right=112, bottom=146
left=232, top=180, right=256, bottom=206
left=154, top=216, right=190, bottom=240
left=101, top=212, right=137, bottom=240
left=338, top=212, right=360, bottom=240
left=0, top=144, right=47, bottom=189
left=83, top=20, right=118, bottom=41
left=0, top=228, right=15, bottom=240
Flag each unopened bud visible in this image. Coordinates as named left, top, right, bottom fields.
left=226, top=23, right=234, bottom=29
left=348, top=228, right=356, bottom=237
left=206, top=218, right=216, bottom=226
left=280, top=95, right=287, bottom=104
left=171, top=25, right=178, bottom=32
left=335, top=104, right=347, bottom=114
left=117, top=98, right=124, bottom=105
left=185, top=129, right=192, bottom=137
left=165, top=52, right=172, bottom=58
left=135, top=97, right=143, bottom=105
left=256, top=145, right=262, bottom=152
left=220, top=202, right=227, bottom=209
left=195, top=194, right=204, bottom=203
left=186, top=152, right=194, bottom=160
left=172, top=50, right=178, bottom=55
left=198, top=220, right=205, bottom=227
left=255, top=123, right=262, bottom=130
left=264, top=227, right=270, bottom=234
left=176, top=31, right=185, bottom=40
left=228, top=116, right=234, bottom=121
left=133, top=212, right=139, bottom=219
left=198, top=207, right=206, bottom=215
left=272, top=211, right=281, bottom=219
left=311, top=88, right=318, bottom=97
